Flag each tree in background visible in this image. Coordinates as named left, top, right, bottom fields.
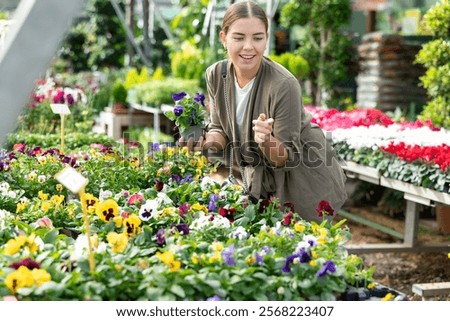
left=280, top=0, right=353, bottom=107
left=58, top=0, right=127, bottom=72
left=415, top=0, right=449, bottom=129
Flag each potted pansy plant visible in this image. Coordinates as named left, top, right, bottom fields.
left=164, top=91, right=208, bottom=143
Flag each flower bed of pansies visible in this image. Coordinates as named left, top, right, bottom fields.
left=0, top=141, right=402, bottom=301
left=305, top=106, right=450, bottom=193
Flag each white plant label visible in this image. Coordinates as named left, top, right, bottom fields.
left=55, top=166, right=88, bottom=194
left=50, top=103, right=71, bottom=115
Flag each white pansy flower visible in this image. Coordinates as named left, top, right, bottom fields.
left=99, top=189, right=113, bottom=202
left=189, top=213, right=211, bottom=230
left=231, top=226, right=248, bottom=240
left=139, top=199, right=159, bottom=221
left=156, top=192, right=173, bottom=206
left=70, top=235, right=107, bottom=261
left=7, top=190, right=16, bottom=198
left=0, top=182, right=10, bottom=190
left=200, top=176, right=215, bottom=189
left=212, top=215, right=231, bottom=229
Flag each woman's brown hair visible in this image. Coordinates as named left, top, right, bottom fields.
left=221, top=1, right=268, bottom=35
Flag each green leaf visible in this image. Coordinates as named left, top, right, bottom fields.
left=43, top=229, right=60, bottom=244
left=170, top=284, right=186, bottom=298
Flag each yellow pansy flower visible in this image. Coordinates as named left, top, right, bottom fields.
left=113, top=216, right=123, bottom=228
left=107, top=232, right=129, bottom=253
left=209, top=252, right=222, bottom=263
left=50, top=195, right=65, bottom=206
left=123, top=214, right=142, bottom=237
left=294, top=223, right=305, bottom=233
left=160, top=207, right=176, bottom=217
left=197, top=157, right=205, bottom=168
left=81, top=193, right=99, bottom=214
left=381, top=293, right=395, bottom=301
left=96, top=199, right=119, bottom=222
left=4, top=238, right=22, bottom=256
left=309, top=260, right=317, bottom=267
left=4, top=266, right=34, bottom=293
left=41, top=200, right=52, bottom=213
left=181, top=146, right=190, bottom=156
left=191, top=203, right=208, bottom=213
left=211, top=242, right=224, bottom=252
left=31, top=269, right=51, bottom=287
left=16, top=201, right=28, bottom=213
left=38, top=191, right=49, bottom=201
left=156, top=250, right=181, bottom=272
left=191, top=254, right=199, bottom=264
left=166, top=147, right=174, bottom=157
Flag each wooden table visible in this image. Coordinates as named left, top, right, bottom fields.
left=340, top=161, right=450, bottom=253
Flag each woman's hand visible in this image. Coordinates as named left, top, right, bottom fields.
left=252, top=113, right=274, bottom=145
left=178, top=136, right=205, bottom=152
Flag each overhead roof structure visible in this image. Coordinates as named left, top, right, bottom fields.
left=0, top=0, right=87, bottom=146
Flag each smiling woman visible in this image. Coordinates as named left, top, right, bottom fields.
left=196, top=0, right=348, bottom=222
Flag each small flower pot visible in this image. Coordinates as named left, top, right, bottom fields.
left=112, top=102, right=128, bottom=114
left=180, top=126, right=204, bottom=143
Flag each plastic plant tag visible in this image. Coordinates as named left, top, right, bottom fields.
left=55, top=166, right=88, bottom=194
left=50, top=103, right=71, bottom=115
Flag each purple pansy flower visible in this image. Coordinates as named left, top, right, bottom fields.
left=173, top=223, right=190, bottom=235
left=255, top=251, right=264, bottom=266
left=179, top=203, right=190, bottom=217
left=174, top=105, right=184, bottom=117
left=171, top=174, right=181, bottom=184
left=180, top=174, right=193, bottom=184
left=282, top=254, right=298, bottom=273
left=316, top=260, right=336, bottom=277
left=298, top=248, right=311, bottom=263
left=194, top=93, right=206, bottom=106
left=208, top=194, right=219, bottom=212
left=156, top=228, right=165, bottom=245
left=222, top=244, right=236, bottom=266
left=172, top=91, right=187, bottom=102
left=66, top=93, right=75, bottom=105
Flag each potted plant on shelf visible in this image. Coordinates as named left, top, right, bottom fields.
left=164, top=91, right=208, bottom=142
left=111, top=80, right=128, bottom=114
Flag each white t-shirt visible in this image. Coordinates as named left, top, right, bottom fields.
left=234, top=75, right=255, bottom=135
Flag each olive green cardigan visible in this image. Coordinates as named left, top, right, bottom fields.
left=205, top=57, right=347, bottom=222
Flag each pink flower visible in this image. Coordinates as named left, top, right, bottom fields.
left=36, top=216, right=54, bottom=229
left=128, top=193, right=144, bottom=206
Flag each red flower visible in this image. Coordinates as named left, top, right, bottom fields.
left=282, top=211, right=294, bottom=226
left=10, top=258, right=40, bottom=270
left=155, top=180, right=164, bottom=192
left=219, top=207, right=236, bottom=223
left=258, top=199, right=271, bottom=213
left=283, top=201, right=295, bottom=212
left=316, top=200, right=334, bottom=218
